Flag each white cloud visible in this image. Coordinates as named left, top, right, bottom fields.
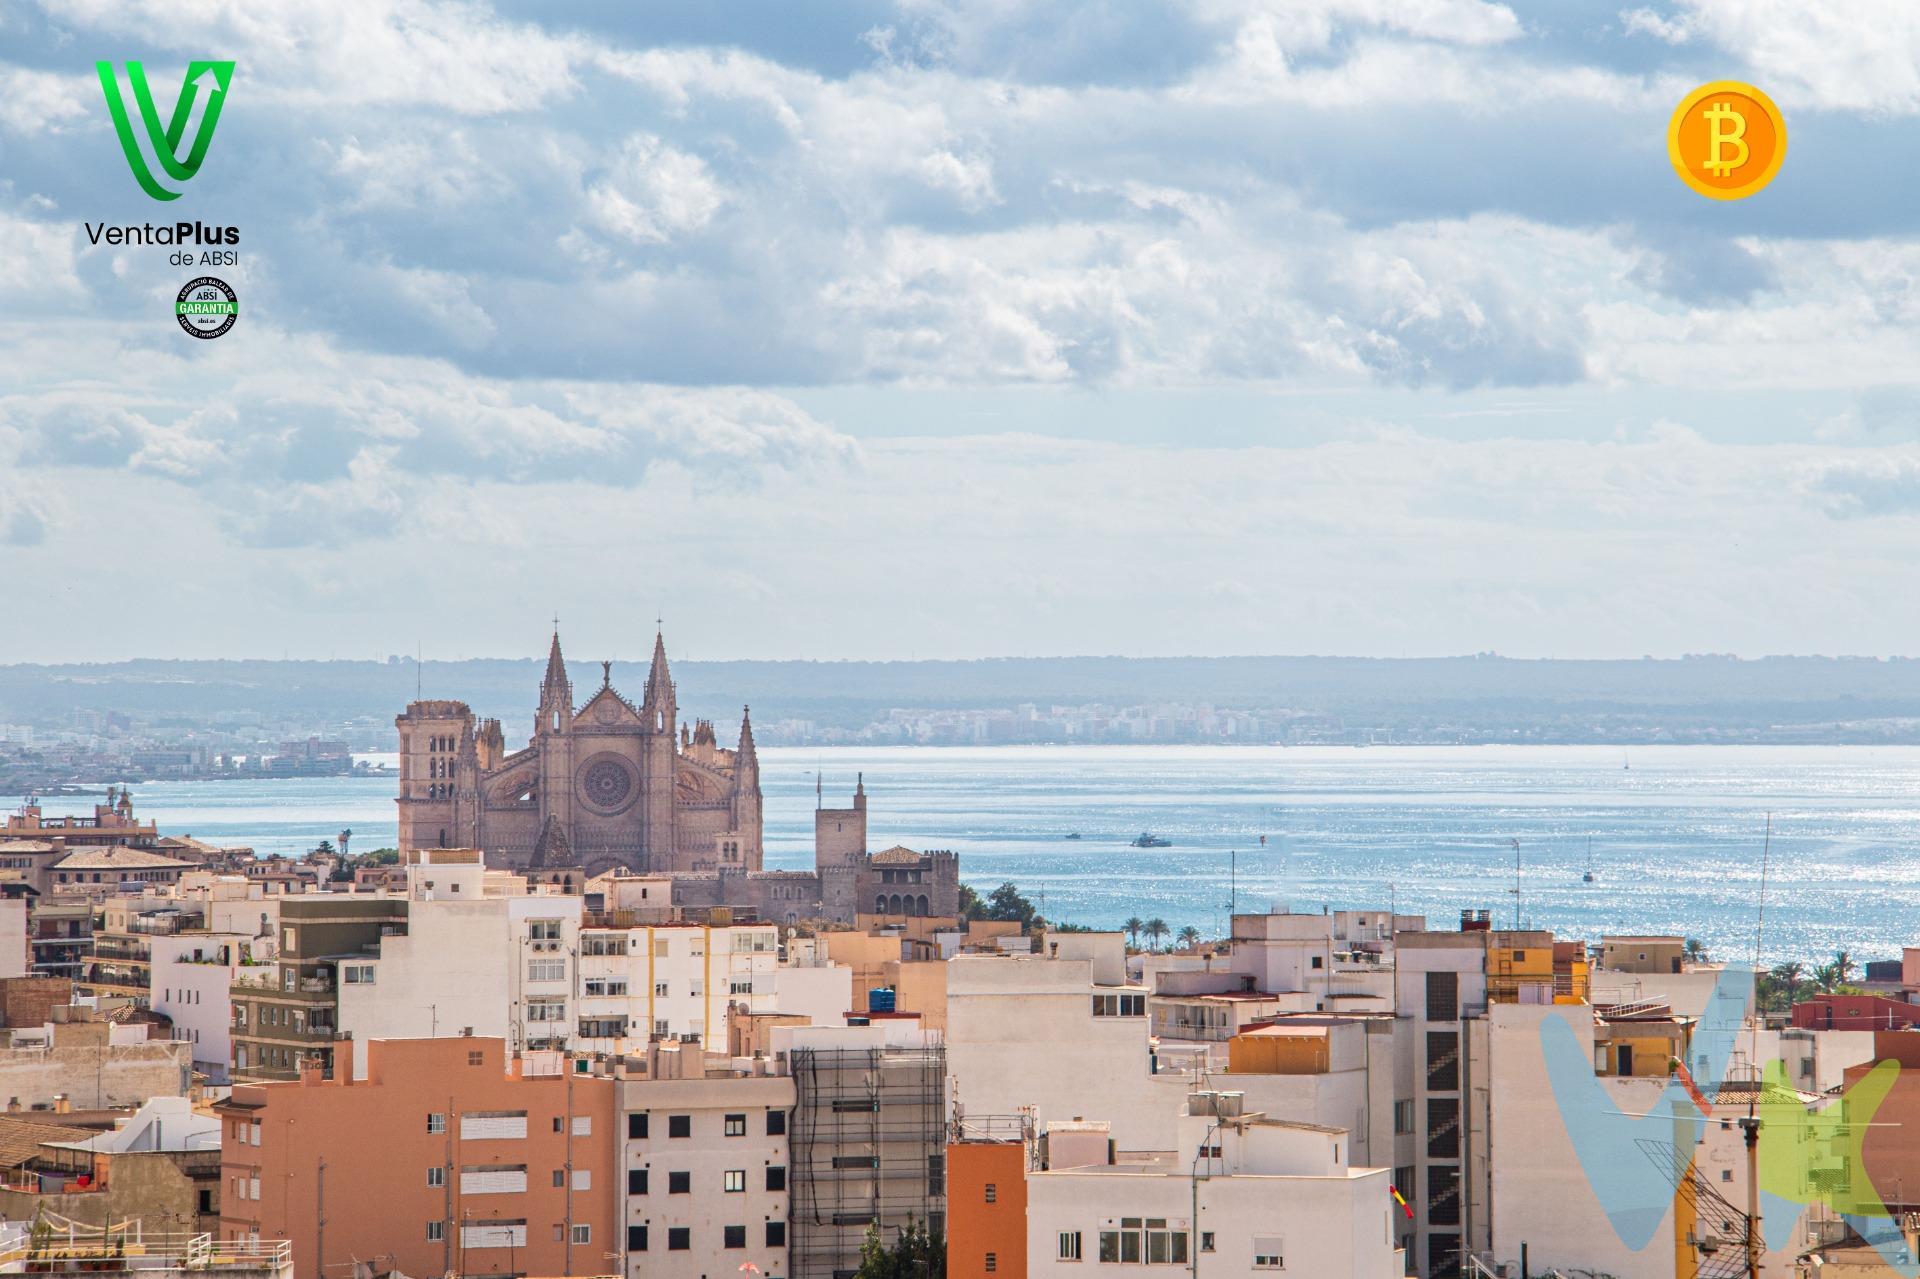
left=585, top=134, right=726, bottom=245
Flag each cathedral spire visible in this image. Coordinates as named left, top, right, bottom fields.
left=737, top=705, right=758, bottom=766
left=642, top=630, right=676, bottom=728
left=538, top=627, right=573, bottom=730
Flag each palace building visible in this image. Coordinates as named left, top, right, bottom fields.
left=394, top=628, right=959, bottom=924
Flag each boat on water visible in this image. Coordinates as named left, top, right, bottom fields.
left=1582, top=836, right=1596, bottom=883
left=1064, top=832, right=1082, bottom=840
left=1130, top=832, right=1173, bottom=848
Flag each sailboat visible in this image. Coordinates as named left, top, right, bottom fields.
left=1582, top=836, right=1596, bottom=884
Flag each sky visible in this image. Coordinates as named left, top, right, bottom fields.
left=5, top=0, right=1920, bottom=663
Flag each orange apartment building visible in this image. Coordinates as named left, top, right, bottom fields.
left=216, top=1037, right=616, bottom=1279
left=947, top=1122, right=1028, bottom=1279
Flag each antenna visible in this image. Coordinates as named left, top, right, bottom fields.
left=1510, top=838, right=1522, bottom=929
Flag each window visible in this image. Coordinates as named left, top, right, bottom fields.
left=985, top=1182, right=997, bottom=1204
left=766, top=1221, right=786, bottom=1247
left=1253, top=1235, right=1284, bottom=1269
left=629, top=1113, right=648, bottom=1140
left=832, top=1155, right=880, bottom=1170
left=669, top=1171, right=691, bottom=1194
left=832, top=1097, right=879, bottom=1113
left=668, top=1228, right=690, bottom=1251
left=730, top=977, right=753, bottom=995
left=627, top=1226, right=647, bottom=1253
left=1091, top=993, right=1146, bottom=1016
left=1059, top=1231, right=1083, bottom=1261
left=768, top=1110, right=787, bottom=1136
left=528, top=959, right=565, bottom=982
left=343, top=964, right=375, bottom=985
left=725, top=1113, right=747, bottom=1136
left=1425, top=970, right=1459, bottom=1021
left=724, top=1170, right=746, bottom=1193
left=1310, top=955, right=1323, bottom=969
left=527, top=998, right=566, bottom=1022
left=427, top=1167, right=445, bottom=1188
left=571, top=1225, right=591, bottom=1245
left=724, top=1225, right=747, bottom=1249
left=1200, top=1232, right=1215, bottom=1253
left=528, top=919, right=562, bottom=941
left=628, top=1168, right=648, bottom=1195
left=1721, top=1168, right=1733, bottom=1182
left=467, top=1050, right=484, bottom=1067
left=426, top=1221, right=445, bottom=1242
left=573, top=1116, right=592, bottom=1136
left=427, top=1112, right=446, bottom=1135
left=669, top=1114, right=691, bottom=1138
left=986, top=1253, right=998, bottom=1273
left=1393, top=1100, right=1414, bottom=1134
left=552, top=1168, right=565, bottom=1187
left=767, top=1166, right=787, bottom=1191
left=654, top=981, right=670, bottom=998
left=927, top=1153, right=945, bottom=1195
left=1146, top=1223, right=1187, bottom=1265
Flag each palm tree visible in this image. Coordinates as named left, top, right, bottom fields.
left=1814, top=961, right=1842, bottom=993
left=1833, top=949, right=1856, bottom=987
left=1683, top=938, right=1708, bottom=965
left=1124, top=917, right=1145, bottom=950
left=1770, top=960, right=1805, bottom=995
left=1145, top=918, right=1170, bottom=952
left=1177, top=925, right=1201, bottom=952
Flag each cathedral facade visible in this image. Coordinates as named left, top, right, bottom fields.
left=394, top=627, right=962, bottom=925
left=394, top=631, right=761, bottom=877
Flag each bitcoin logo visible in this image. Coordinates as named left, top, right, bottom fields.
left=1668, top=81, right=1786, bottom=200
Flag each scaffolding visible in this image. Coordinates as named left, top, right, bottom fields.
left=790, top=1044, right=948, bottom=1279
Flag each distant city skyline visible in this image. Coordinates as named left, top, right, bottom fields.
left=8, top=4, right=1920, bottom=661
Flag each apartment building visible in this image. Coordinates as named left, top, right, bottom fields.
left=619, top=1047, right=793, bottom=1279
left=229, top=896, right=408, bottom=1082
left=784, top=1023, right=947, bottom=1279
left=76, top=897, right=207, bottom=1007
left=1024, top=1090, right=1405, bottom=1278
left=332, top=851, right=583, bottom=1076
left=1396, top=916, right=1589, bottom=1278
left=151, top=931, right=267, bottom=1084
left=575, top=918, right=782, bottom=1052
left=945, top=1116, right=1028, bottom=1279
left=215, top=1036, right=616, bottom=1279
left=946, top=952, right=1191, bottom=1152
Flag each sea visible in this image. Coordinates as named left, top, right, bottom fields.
left=24, top=745, right=1920, bottom=968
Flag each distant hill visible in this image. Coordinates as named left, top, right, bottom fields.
left=8, top=653, right=1920, bottom=741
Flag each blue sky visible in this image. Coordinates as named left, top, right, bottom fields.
left=4, top=0, right=1920, bottom=662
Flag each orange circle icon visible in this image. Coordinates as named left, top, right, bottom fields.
left=1667, top=81, right=1786, bottom=200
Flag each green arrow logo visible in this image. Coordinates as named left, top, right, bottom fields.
left=96, top=60, right=234, bottom=201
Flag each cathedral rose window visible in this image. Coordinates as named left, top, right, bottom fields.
left=580, top=757, right=636, bottom=811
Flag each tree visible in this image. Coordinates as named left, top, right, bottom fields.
left=1144, top=918, right=1169, bottom=952
left=854, top=1219, right=945, bottom=1279
left=1814, top=961, right=1842, bottom=993
left=957, top=884, right=986, bottom=922
left=1833, top=949, right=1856, bottom=986
left=1177, top=925, right=1201, bottom=951
left=1683, top=937, right=1708, bottom=964
left=313, top=838, right=336, bottom=856
left=985, top=882, right=1039, bottom=928
left=1124, top=917, right=1145, bottom=950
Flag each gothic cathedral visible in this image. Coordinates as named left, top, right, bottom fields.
left=394, top=630, right=762, bottom=877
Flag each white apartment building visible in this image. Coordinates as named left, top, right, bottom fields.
left=150, top=931, right=269, bottom=1083
left=1475, top=998, right=1841, bottom=1279
left=620, top=1058, right=793, bottom=1279
left=1026, top=1092, right=1405, bottom=1278
left=334, top=852, right=583, bottom=1077
left=946, top=953, right=1194, bottom=1152
left=575, top=920, right=783, bottom=1052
